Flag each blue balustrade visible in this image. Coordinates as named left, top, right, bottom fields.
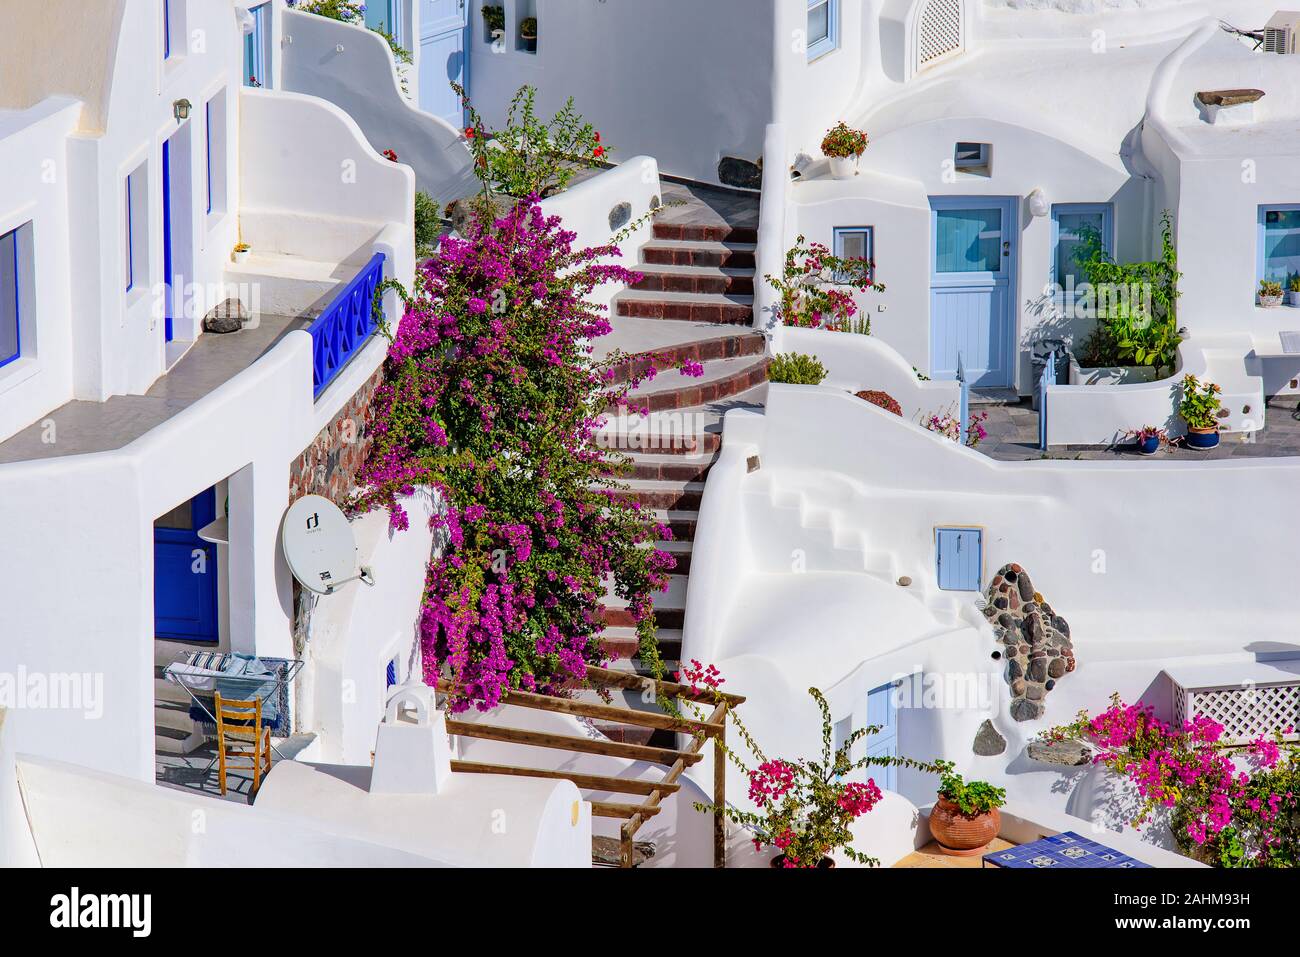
left=307, top=252, right=385, bottom=399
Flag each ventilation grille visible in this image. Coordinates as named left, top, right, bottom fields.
left=1263, top=26, right=1294, bottom=55
left=917, top=0, right=964, bottom=70
left=1172, top=680, right=1300, bottom=747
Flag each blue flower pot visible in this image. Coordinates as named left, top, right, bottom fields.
left=1185, top=427, right=1220, bottom=450
left=1138, top=435, right=1161, bottom=455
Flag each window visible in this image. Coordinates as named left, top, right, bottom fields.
left=163, top=0, right=171, bottom=59
left=163, top=0, right=185, bottom=60
left=807, top=0, right=839, bottom=61
left=205, top=91, right=228, bottom=218
left=0, top=225, right=22, bottom=369
left=935, top=527, right=982, bottom=591
left=833, top=226, right=874, bottom=281
left=244, top=2, right=270, bottom=88
left=365, top=0, right=403, bottom=48
left=915, top=0, right=965, bottom=73
left=953, top=142, right=991, bottom=176
left=1259, top=205, right=1300, bottom=289
left=125, top=161, right=149, bottom=294
left=1052, top=203, right=1113, bottom=293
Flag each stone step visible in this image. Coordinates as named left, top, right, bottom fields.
left=653, top=222, right=758, bottom=245
left=641, top=239, right=756, bottom=270
left=623, top=355, right=769, bottom=414
left=610, top=479, right=706, bottom=511
left=604, top=451, right=718, bottom=482
left=597, top=420, right=722, bottom=457
left=155, top=698, right=197, bottom=733
left=155, top=723, right=205, bottom=756
left=632, top=263, right=755, bottom=297
left=616, top=290, right=754, bottom=326
left=604, top=329, right=767, bottom=386
left=651, top=539, right=693, bottom=576
left=599, top=627, right=684, bottom=663
left=604, top=605, right=685, bottom=631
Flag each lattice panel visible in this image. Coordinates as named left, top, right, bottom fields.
left=1173, top=681, right=1300, bottom=746
left=917, top=0, right=963, bottom=70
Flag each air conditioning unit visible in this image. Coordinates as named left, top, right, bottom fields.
left=1263, top=11, right=1300, bottom=54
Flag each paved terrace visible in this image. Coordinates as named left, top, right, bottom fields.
left=0, top=316, right=308, bottom=464
left=977, top=395, right=1300, bottom=462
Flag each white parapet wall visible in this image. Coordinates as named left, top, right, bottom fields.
left=279, top=7, right=478, bottom=204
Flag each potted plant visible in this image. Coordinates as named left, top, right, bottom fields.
left=692, top=681, right=938, bottom=868
left=820, top=121, right=869, bottom=180
left=231, top=242, right=251, bottom=265
left=1125, top=425, right=1167, bottom=455
left=481, top=4, right=504, bottom=44
left=1178, top=373, right=1222, bottom=450
left=1259, top=279, right=1285, bottom=308
left=1289, top=276, right=1300, bottom=307
left=928, top=760, right=1007, bottom=855
left=519, top=16, right=537, bottom=52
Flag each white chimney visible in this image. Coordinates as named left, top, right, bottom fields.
left=369, top=681, right=453, bottom=795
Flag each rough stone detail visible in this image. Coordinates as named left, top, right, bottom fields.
left=717, top=156, right=762, bottom=191
left=608, top=201, right=632, bottom=232
left=973, top=719, right=1007, bottom=756
left=288, top=364, right=384, bottom=506
left=1027, top=738, right=1092, bottom=767
left=983, top=563, right=1076, bottom=722
left=203, top=298, right=248, bottom=334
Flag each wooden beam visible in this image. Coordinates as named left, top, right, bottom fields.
left=438, top=679, right=724, bottom=736
left=586, top=664, right=747, bottom=706
left=450, top=760, right=679, bottom=796
left=592, top=801, right=662, bottom=820
left=714, top=726, right=727, bottom=868
left=444, top=720, right=703, bottom=767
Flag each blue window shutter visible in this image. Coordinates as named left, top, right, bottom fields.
left=386, top=660, right=398, bottom=688
left=937, top=527, right=982, bottom=591
left=864, top=682, right=899, bottom=791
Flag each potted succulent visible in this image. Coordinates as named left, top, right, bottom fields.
left=1125, top=425, right=1167, bottom=455
left=927, top=761, right=1007, bottom=855
left=231, top=242, right=251, bottom=265
left=821, top=121, right=869, bottom=180
left=692, top=682, right=938, bottom=868
left=1289, top=276, right=1300, bottom=307
left=519, top=16, right=537, bottom=52
left=1259, top=279, right=1285, bottom=308
left=1178, top=373, right=1222, bottom=450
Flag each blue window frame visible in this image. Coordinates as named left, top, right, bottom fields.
left=807, top=0, right=839, bottom=61
left=1259, top=205, right=1300, bottom=289
left=386, top=658, right=398, bottom=689
left=125, top=161, right=148, bottom=294
left=244, top=2, right=270, bottom=87
left=205, top=100, right=213, bottom=215
left=1052, top=203, right=1113, bottom=293
left=163, top=0, right=171, bottom=59
left=935, top=527, right=983, bottom=592
left=125, top=174, right=135, bottom=292
left=833, top=226, right=874, bottom=281
left=0, top=226, right=21, bottom=369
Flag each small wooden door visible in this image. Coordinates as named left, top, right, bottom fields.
left=418, top=0, right=468, bottom=127
left=936, top=527, right=983, bottom=592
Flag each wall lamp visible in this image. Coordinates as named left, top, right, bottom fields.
left=173, top=98, right=193, bottom=123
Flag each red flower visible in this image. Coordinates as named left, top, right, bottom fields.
left=464, top=127, right=475, bottom=139
left=593, top=145, right=606, bottom=159
left=382, top=149, right=399, bottom=163
left=594, top=132, right=601, bottom=143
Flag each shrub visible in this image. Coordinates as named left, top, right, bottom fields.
left=855, top=390, right=902, bottom=416
left=934, top=761, right=1006, bottom=815
left=1047, top=695, right=1300, bottom=867
left=352, top=200, right=676, bottom=711
left=481, top=4, right=505, bottom=32
left=767, top=235, right=883, bottom=330
left=1260, top=280, right=1284, bottom=298
left=820, top=121, right=869, bottom=158
left=455, top=83, right=604, bottom=198
left=768, top=352, right=827, bottom=385
left=413, top=191, right=441, bottom=258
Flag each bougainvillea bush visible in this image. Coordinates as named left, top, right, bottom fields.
left=768, top=236, right=883, bottom=330
left=352, top=199, right=676, bottom=712
left=1046, top=695, right=1300, bottom=867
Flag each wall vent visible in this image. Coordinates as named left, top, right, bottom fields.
left=916, top=0, right=964, bottom=72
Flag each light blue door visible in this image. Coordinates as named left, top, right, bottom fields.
left=864, top=682, right=899, bottom=791
left=155, top=488, right=219, bottom=642
left=936, top=527, right=983, bottom=591
left=243, top=2, right=270, bottom=87
left=419, top=0, right=468, bottom=127
left=930, top=197, right=1017, bottom=387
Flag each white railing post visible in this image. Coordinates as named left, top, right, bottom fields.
left=755, top=123, right=788, bottom=345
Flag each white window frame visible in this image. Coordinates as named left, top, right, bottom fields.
left=833, top=226, right=875, bottom=282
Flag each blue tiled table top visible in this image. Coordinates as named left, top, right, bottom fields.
left=983, top=831, right=1152, bottom=869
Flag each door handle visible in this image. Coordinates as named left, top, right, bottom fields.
left=1002, top=241, right=1011, bottom=257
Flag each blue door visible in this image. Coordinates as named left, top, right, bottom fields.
left=243, top=2, right=269, bottom=87
left=161, top=138, right=174, bottom=343
left=155, top=488, right=219, bottom=642
left=864, top=681, right=899, bottom=791
left=930, top=197, right=1017, bottom=387
left=936, top=527, right=983, bottom=592
left=418, top=0, right=468, bottom=127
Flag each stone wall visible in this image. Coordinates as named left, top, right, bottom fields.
left=288, top=365, right=385, bottom=506
left=983, top=563, right=1076, bottom=722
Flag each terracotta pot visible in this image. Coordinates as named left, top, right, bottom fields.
left=929, top=796, right=1000, bottom=856
left=770, top=854, right=836, bottom=869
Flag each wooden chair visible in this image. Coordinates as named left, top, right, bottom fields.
left=214, top=692, right=272, bottom=796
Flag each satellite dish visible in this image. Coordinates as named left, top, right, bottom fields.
left=281, top=495, right=374, bottom=595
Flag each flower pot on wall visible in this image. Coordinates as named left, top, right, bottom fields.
left=828, top=155, right=858, bottom=180
left=928, top=797, right=1001, bottom=855
left=1260, top=293, right=1284, bottom=308
left=1289, top=291, right=1300, bottom=307
left=232, top=247, right=251, bottom=265
left=1185, top=425, right=1220, bottom=450
left=1138, top=434, right=1161, bottom=455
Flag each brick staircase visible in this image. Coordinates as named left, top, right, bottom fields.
left=593, top=213, right=766, bottom=746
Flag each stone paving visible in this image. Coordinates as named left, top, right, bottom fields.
left=977, top=395, right=1300, bottom=462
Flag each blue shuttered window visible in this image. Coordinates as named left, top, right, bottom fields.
left=936, top=527, right=982, bottom=591
left=864, top=682, right=899, bottom=791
